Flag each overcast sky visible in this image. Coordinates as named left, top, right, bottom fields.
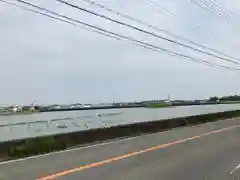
left=0, top=0, right=240, bottom=105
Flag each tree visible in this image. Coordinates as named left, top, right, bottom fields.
left=209, top=96, right=219, bottom=102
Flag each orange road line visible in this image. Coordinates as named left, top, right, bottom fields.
left=37, top=124, right=240, bottom=180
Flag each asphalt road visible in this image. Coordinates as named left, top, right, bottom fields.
left=1, top=118, right=240, bottom=180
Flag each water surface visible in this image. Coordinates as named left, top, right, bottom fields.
left=0, top=104, right=239, bottom=142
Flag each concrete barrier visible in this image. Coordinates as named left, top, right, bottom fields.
left=1, top=110, right=240, bottom=161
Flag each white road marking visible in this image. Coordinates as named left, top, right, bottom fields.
left=230, top=164, right=240, bottom=175
left=0, top=117, right=238, bottom=165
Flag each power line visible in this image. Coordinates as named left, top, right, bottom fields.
left=196, top=0, right=239, bottom=23
left=0, top=0, right=76, bottom=25
left=192, top=0, right=236, bottom=22
left=208, top=0, right=240, bottom=21
left=190, top=0, right=240, bottom=29
left=56, top=0, right=240, bottom=65
left=82, top=0, right=240, bottom=63
left=2, top=0, right=240, bottom=71
left=0, top=0, right=123, bottom=41
left=202, top=0, right=238, bottom=22
left=209, top=0, right=240, bottom=21
left=136, top=0, right=239, bottom=46
left=0, top=0, right=161, bottom=50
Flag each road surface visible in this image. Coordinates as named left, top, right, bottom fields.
left=1, top=118, right=240, bottom=180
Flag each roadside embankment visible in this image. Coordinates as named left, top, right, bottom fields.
left=1, top=110, right=240, bottom=162
left=145, top=104, right=172, bottom=108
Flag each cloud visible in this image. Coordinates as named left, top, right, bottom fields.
left=0, top=0, right=240, bottom=104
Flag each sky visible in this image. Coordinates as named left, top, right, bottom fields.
left=0, top=0, right=240, bottom=105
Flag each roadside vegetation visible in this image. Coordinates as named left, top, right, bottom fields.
left=208, top=95, right=240, bottom=102
left=8, top=137, right=65, bottom=158
left=146, top=103, right=172, bottom=108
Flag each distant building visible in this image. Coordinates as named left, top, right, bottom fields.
left=11, top=107, right=18, bottom=112
left=140, top=100, right=168, bottom=105
left=82, top=104, right=92, bottom=108
left=91, top=103, right=113, bottom=108
left=70, top=103, right=83, bottom=108
left=22, top=105, right=35, bottom=112
left=5, top=105, right=19, bottom=112
left=47, top=105, right=61, bottom=110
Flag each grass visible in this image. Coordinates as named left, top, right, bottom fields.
left=145, top=104, right=172, bottom=108
left=8, top=137, right=64, bottom=158
left=0, top=110, right=40, bottom=116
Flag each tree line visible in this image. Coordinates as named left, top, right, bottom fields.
left=208, top=95, right=240, bottom=102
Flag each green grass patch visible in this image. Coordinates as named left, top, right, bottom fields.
left=146, top=104, right=172, bottom=108
left=8, top=137, right=66, bottom=158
